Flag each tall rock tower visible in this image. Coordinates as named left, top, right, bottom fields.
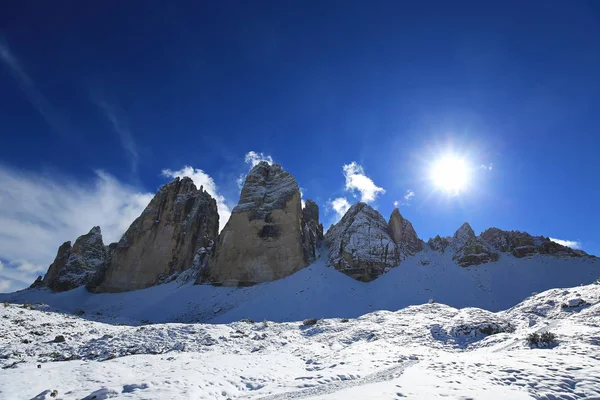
left=203, top=162, right=320, bottom=286
left=90, top=177, right=219, bottom=292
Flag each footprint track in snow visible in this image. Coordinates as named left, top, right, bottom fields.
left=254, top=360, right=418, bottom=399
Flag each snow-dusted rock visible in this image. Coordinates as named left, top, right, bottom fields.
left=325, top=202, right=399, bottom=281
left=90, top=177, right=219, bottom=293
left=35, top=227, right=108, bottom=292
left=204, top=162, right=309, bottom=286
left=428, top=235, right=451, bottom=253
left=388, top=208, right=422, bottom=256
left=450, top=223, right=499, bottom=267
left=481, top=227, right=589, bottom=258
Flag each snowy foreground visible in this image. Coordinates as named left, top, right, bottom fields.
left=1, top=282, right=600, bottom=399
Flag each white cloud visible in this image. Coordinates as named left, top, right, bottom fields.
left=300, top=188, right=306, bottom=209
left=328, top=197, right=351, bottom=221
left=0, top=165, right=153, bottom=293
left=161, top=166, right=231, bottom=231
left=238, top=151, right=275, bottom=189
left=342, top=162, right=385, bottom=203
left=549, top=238, right=582, bottom=250
left=404, top=190, right=415, bottom=202
left=244, top=151, right=273, bottom=168
left=480, top=163, right=493, bottom=170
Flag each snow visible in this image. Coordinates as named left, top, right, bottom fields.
left=1, top=281, right=599, bottom=399
left=2, top=247, right=599, bottom=324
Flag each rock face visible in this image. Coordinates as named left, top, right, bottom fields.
left=35, top=227, right=108, bottom=292
left=481, top=228, right=588, bottom=258
left=450, top=223, right=499, bottom=267
left=325, top=202, right=399, bottom=282
left=388, top=208, right=423, bottom=256
left=91, top=177, right=219, bottom=293
left=428, top=235, right=451, bottom=253
left=301, top=199, right=324, bottom=263
left=204, top=162, right=317, bottom=286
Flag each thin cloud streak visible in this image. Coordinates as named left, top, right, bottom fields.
left=95, top=100, right=140, bottom=175
left=0, top=40, right=69, bottom=139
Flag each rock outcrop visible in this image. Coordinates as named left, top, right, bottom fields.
left=90, top=177, right=219, bottom=293
left=301, top=199, right=324, bottom=263
left=428, top=235, right=451, bottom=253
left=481, top=228, right=588, bottom=258
left=33, top=227, right=108, bottom=291
left=204, top=162, right=315, bottom=286
left=450, top=223, right=499, bottom=267
left=388, top=208, right=422, bottom=256
left=325, top=202, right=399, bottom=282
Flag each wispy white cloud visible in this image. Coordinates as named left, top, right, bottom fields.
left=404, top=190, right=415, bottom=202
left=480, top=163, right=493, bottom=170
left=0, top=40, right=68, bottom=138
left=238, top=151, right=275, bottom=189
left=161, top=166, right=231, bottom=231
left=549, top=238, right=582, bottom=250
left=0, top=165, right=153, bottom=292
left=95, top=100, right=140, bottom=174
left=342, top=162, right=385, bottom=203
left=300, top=188, right=306, bottom=209
left=327, top=197, right=351, bottom=221
left=244, top=151, right=273, bottom=168
left=393, top=200, right=399, bottom=208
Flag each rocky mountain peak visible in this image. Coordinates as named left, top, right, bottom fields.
left=90, top=177, right=219, bottom=293
left=204, top=163, right=309, bottom=286
left=428, top=235, right=450, bottom=253
left=234, top=162, right=299, bottom=219
left=324, top=202, right=399, bottom=282
left=388, top=208, right=423, bottom=256
left=452, top=222, right=476, bottom=247
left=35, top=226, right=108, bottom=292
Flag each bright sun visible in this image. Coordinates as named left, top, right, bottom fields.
left=431, top=156, right=470, bottom=195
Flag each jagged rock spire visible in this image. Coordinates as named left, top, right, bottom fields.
left=388, top=208, right=423, bottom=256
left=90, top=176, right=219, bottom=293
left=34, top=226, right=107, bottom=292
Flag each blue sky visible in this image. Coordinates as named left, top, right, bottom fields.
left=1, top=1, right=599, bottom=292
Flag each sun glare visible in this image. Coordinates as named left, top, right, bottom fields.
left=431, top=156, right=470, bottom=195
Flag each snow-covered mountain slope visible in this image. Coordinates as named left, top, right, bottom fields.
left=1, top=247, right=598, bottom=324
left=1, top=281, right=599, bottom=399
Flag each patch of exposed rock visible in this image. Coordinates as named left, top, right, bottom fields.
left=388, top=208, right=422, bottom=256
left=33, top=227, right=108, bottom=292
left=450, top=223, right=499, bottom=267
left=325, top=202, right=399, bottom=282
left=481, top=228, right=588, bottom=258
left=428, top=235, right=451, bottom=253
left=301, top=200, right=324, bottom=263
left=204, top=162, right=318, bottom=286
left=90, top=177, right=219, bottom=293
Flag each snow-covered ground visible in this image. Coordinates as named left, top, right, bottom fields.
left=1, top=281, right=599, bottom=399
left=1, top=248, right=598, bottom=325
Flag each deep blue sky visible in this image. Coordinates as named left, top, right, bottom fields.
left=1, top=0, right=600, bottom=266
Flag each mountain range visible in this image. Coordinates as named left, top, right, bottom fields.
left=2, top=161, right=597, bottom=323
